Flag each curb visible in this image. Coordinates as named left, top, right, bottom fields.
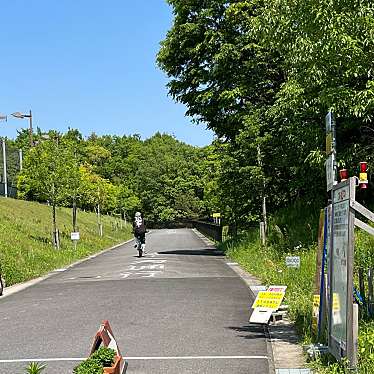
left=1, top=238, right=134, bottom=299
left=192, top=229, right=308, bottom=374
left=225, top=262, right=308, bottom=374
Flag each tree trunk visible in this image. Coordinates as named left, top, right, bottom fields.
left=97, top=204, right=103, bottom=237
left=52, top=202, right=60, bottom=249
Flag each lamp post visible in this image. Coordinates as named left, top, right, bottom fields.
left=0, top=115, right=7, bottom=198
left=11, top=110, right=33, bottom=147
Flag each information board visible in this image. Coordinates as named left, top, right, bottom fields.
left=329, top=178, right=355, bottom=364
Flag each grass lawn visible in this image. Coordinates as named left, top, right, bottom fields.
left=0, top=197, right=132, bottom=286
left=220, top=201, right=374, bottom=373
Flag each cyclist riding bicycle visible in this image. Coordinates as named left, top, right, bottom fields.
left=133, top=212, right=146, bottom=257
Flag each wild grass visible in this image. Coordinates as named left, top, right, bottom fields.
left=220, top=200, right=374, bottom=373
left=0, top=197, right=132, bottom=286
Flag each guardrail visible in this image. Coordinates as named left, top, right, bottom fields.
left=192, top=220, right=223, bottom=242
left=0, top=183, right=17, bottom=198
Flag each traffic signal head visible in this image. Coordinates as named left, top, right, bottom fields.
left=359, top=162, right=368, bottom=189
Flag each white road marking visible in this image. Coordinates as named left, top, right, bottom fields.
left=128, top=264, right=165, bottom=271
left=134, top=271, right=162, bottom=278
left=0, top=355, right=269, bottom=363
left=134, top=259, right=167, bottom=264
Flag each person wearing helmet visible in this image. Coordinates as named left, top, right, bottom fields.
left=133, top=211, right=146, bottom=257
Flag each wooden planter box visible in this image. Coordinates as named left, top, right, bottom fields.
left=103, top=355, right=122, bottom=374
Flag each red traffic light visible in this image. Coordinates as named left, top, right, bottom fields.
left=359, top=162, right=368, bottom=189
left=360, top=162, right=368, bottom=173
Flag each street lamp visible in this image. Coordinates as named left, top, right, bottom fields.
left=0, top=114, right=8, bottom=197
left=11, top=110, right=33, bottom=146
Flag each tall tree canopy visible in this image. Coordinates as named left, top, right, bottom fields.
left=158, top=0, right=374, bottom=225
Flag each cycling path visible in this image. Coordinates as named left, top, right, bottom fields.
left=0, top=229, right=272, bottom=374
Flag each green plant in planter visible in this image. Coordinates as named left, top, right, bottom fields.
left=73, top=347, right=116, bottom=374
left=91, top=347, right=116, bottom=367
left=25, top=362, right=46, bottom=374
left=73, top=358, right=103, bottom=374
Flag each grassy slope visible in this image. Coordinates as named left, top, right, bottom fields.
left=0, top=198, right=132, bottom=286
left=220, top=201, right=374, bottom=373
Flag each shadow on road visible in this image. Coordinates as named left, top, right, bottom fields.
left=157, top=248, right=224, bottom=256
left=227, top=324, right=267, bottom=340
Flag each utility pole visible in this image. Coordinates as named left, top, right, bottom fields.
left=257, top=145, right=267, bottom=241
left=2, top=138, right=7, bottom=198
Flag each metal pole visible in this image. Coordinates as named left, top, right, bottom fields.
left=19, top=148, right=23, bottom=171
left=29, top=110, right=33, bottom=147
left=257, top=145, right=268, bottom=236
left=2, top=138, right=7, bottom=198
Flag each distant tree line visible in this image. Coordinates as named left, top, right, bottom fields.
left=6, top=128, right=219, bottom=227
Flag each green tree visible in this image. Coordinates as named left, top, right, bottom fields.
left=18, top=136, right=78, bottom=248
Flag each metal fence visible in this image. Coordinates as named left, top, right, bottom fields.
left=192, top=220, right=223, bottom=242
left=0, top=183, right=17, bottom=198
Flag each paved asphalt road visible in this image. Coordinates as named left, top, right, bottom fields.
left=0, top=229, right=272, bottom=374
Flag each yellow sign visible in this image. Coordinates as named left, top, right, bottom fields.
left=212, top=213, right=221, bottom=218
left=326, top=133, right=333, bottom=154
left=252, top=291, right=285, bottom=310
left=333, top=293, right=340, bottom=312
left=313, top=295, right=320, bottom=308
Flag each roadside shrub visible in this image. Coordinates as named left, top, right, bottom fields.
left=91, top=347, right=116, bottom=367
left=73, top=347, right=116, bottom=374
left=73, top=358, right=103, bottom=374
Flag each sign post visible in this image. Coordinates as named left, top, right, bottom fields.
left=71, top=232, right=80, bottom=250
left=212, top=212, right=221, bottom=225
left=325, top=111, right=337, bottom=192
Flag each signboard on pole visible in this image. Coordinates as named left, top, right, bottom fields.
left=71, top=232, right=80, bottom=241
left=286, top=256, right=300, bottom=268
left=329, top=178, right=356, bottom=367
left=249, top=285, right=286, bottom=324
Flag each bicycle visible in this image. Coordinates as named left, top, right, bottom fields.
left=134, top=236, right=146, bottom=257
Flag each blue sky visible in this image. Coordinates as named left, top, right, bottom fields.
left=0, top=1, right=213, bottom=146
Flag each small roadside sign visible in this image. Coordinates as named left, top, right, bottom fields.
left=249, top=285, right=286, bottom=324
left=212, top=212, right=221, bottom=218
left=326, top=154, right=335, bottom=192
left=71, top=232, right=80, bottom=241
left=286, top=256, right=300, bottom=268
left=326, top=111, right=333, bottom=132
left=326, top=133, right=333, bottom=155
left=312, top=294, right=321, bottom=333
